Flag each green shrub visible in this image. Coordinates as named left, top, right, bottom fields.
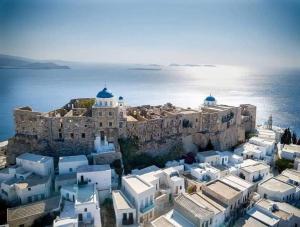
left=275, top=158, right=293, bottom=173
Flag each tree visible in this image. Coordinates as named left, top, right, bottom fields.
left=297, top=138, right=300, bottom=145
left=292, top=132, right=297, bottom=144
left=281, top=128, right=292, bottom=144
left=187, top=185, right=197, bottom=194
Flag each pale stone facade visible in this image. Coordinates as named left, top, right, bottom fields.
left=7, top=88, right=256, bottom=163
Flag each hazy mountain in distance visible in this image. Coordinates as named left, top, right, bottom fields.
left=0, top=54, right=70, bottom=69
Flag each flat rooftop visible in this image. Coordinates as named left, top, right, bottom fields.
left=77, top=164, right=110, bottom=173
left=234, top=216, right=268, bottom=227
left=7, top=196, right=60, bottom=221
left=15, top=174, right=50, bottom=189
left=260, top=178, right=295, bottom=193
left=198, top=150, right=219, bottom=158
left=241, top=163, right=270, bottom=173
left=151, top=216, right=175, bottom=227
left=59, top=155, right=88, bottom=163
left=17, top=152, right=52, bottom=163
left=175, top=193, right=214, bottom=219
left=112, top=190, right=133, bottom=210
left=283, top=144, right=300, bottom=153
left=206, top=180, right=240, bottom=200
left=221, top=175, right=253, bottom=191
left=155, top=210, right=195, bottom=227
left=123, top=176, right=153, bottom=194
left=247, top=207, right=279, bottom=226
left=76, top=184, right=97, bottom=204
left=281, top=169, right=300, bottom=183
left=55, top=172, right=77, bottom=182
left=190, top=193, right=222, bottom=215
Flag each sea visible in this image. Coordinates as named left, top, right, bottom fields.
left=0, top=64, right=300, bottom=141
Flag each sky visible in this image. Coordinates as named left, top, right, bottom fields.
left=0, top=0, right=300, bottom=68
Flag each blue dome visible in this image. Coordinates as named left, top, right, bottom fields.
left=96, top=88, right=114, bottom=98
left=205, top=95, right=216, bottom=102
left=119, top=96, right=123, bottom=100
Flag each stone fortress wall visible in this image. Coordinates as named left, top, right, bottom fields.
left=7, top=88, right=256, bottom=164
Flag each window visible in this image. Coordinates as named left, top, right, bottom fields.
left=28, top=196, right=32, bottom=203
left=69, top=168, right=73, bottom=172
left=119, top=122, right=123, bottom=128
left=109, top=122, right=112, bottom=127
left=99, top=111, right=102, bottom=116
left=84, top=208, right=88, bottom=212
left=81, top=133, right=85, bottom=138
left=70, top=133, right=74, bottom=138
left=28, top=187, right=31, bottom=191
left=109, top=111, right=112, bottom=116
left=110, top=101, right=113, bottom=106
left=105, top=101, right=108, bottom=106
left=59, top=133, right=62, bottom=139
left=100, top=122, right=103, bottom=127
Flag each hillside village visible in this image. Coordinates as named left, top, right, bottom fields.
left=0, top=88, right=300, bottom=227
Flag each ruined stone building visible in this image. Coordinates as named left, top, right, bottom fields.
left=7, top=87, right=256, bottom=163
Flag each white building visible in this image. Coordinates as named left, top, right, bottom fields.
left=278, top=169, right=300, bottom=187
left=280, top=144, right=300, bottom=160
left=77, top=165, right=111, bottom=201
left=133, top=165, right=185, bottom=197
left=202, top=175, right=254, bottom=218
left=77, top=165, right=111, bottom=190
left=1, top=173, right=51, bottom=205
left=238, top=159, right=271, bottom=183
left=122, top=175, right=155, bottom=224
left=248, top=137, right=275, bottom=155
left=190, top=163, right=221, bottom=182
left=152, top=192, right=226, bottom=227
left=16, top=153, right=54, bottom=177
left=112, top=190, right=136, bottom=227
left=257, top=176, right=298, bottom=202
left=241, top=198, right=300, bottom=227
left=197, top=151, right=221, bottom=165
left=234, top=142, right=267, bottom=160
left=58, top=155, right=88, bottom=175
left=75, top=184, right=102, bottom=227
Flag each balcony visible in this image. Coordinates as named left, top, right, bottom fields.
left=140, top=203, right=154, bottom=213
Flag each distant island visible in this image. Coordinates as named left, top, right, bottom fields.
left=169, top=63, right=216, bottom=67
left=0, top=54, right=70, bottom=69
left=128, top=67, right=162, bottom=71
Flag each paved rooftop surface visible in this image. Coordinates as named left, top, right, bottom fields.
left=112, top=190, right=133, bottom=210
left=281, top=169, right=300, bottom=183
left=241, top=163, right=269, bottom=173
left=59, top=155, right=88, bottom=163
left=7, top=196, right=60, bottom=221
left=123, top=176, right=152, bottom=194
left=260, top=178, right=295, bottom=193
left=175, top=193, right=214, bottom=219
left=206, top=180, right=240, bottom=200
left=77, top=164, right=110, bottom=173
left=221, top=175, right=253, bottom=191
left=198, top=150, right=219, bottom=157
left=283, top=144, right=300, bottom=153
left=17, top=152, right=52, bottom=163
